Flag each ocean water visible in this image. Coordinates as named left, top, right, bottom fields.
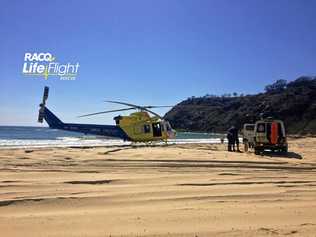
left=0, top=126, right=225, bottom=149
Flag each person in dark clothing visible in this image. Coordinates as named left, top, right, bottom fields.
left=232, top=127, right=240, bottom=152
left=227, top=126, right=241, bottom=152
left=227, top=127, right=234, bottom=151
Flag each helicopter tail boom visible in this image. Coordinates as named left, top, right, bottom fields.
left=43, top=107, right=64, bottom=129
left=41, top=107, right=129, bottom=139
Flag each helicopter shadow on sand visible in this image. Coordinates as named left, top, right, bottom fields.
left=259, top=150, right=303, bottom=160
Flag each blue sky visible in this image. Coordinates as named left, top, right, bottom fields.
left=1, top=0, right=315, bottom=126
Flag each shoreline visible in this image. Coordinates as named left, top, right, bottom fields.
left=0, top=138, right=223, bottom=150
left=0, top=135, right=314, bottom=150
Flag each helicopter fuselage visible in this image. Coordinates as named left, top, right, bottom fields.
left=114, top=111, right=175, bottom=142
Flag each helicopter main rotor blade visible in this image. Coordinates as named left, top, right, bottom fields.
left=78, top=107, right=135, bottom=118
left=144, top=106, right=173, bottom=108
left=105, top=101, right=165, bottom=119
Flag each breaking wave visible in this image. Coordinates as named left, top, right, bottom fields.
left=0, top=126, right=225, bottom=149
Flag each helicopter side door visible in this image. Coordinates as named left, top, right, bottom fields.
left=152, top=122, right=162, bottom=137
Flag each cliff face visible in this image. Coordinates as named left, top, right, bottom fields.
left=164, top=77, right=316, bottom=134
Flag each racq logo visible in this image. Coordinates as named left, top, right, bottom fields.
left=22, top=52, right=80, bottom=80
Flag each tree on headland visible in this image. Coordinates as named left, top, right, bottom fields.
left=265, top=79, right=287, bottom=93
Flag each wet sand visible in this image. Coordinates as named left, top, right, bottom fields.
left=0, top=137, right=316, bottom=236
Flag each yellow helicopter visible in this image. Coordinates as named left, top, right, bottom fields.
left=38, top=87, right=176, bottom=142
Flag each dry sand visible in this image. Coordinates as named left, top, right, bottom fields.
left=0, top=137, right=316, bottom=236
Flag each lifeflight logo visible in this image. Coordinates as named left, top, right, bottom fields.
left=22, top=52, right=80, bottom=80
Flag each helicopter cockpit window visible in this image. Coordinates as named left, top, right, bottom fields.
left=152, top=122, right=162, bottom=137
left=257, top=123, right=265, bottom=132
left=144, top=124, right=151, bottom=133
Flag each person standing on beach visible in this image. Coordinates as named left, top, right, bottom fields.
left=227, top=127, right=234, bottom=151
left=227, top=126, right=240, bottom=152
left=232, top=126, right=241, bottom=152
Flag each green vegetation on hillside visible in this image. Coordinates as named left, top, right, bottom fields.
left=164, top=77, right=316, bottom=134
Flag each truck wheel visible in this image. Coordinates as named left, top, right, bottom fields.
left=254, top=148, right=261, bottom=155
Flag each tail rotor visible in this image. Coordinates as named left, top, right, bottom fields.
left=38, top=86, right=49, bottom=123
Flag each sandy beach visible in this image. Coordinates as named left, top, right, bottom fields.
left=0, top=137, right=316, bottom=236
